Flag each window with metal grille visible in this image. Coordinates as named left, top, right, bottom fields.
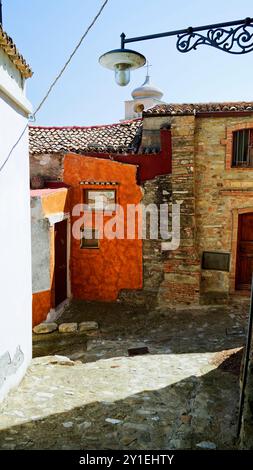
left=232, top=129, right=253, bottom=167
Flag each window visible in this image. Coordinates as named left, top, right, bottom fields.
left=85, top=189, right=116, bottom=210
left=80, top=228, right=99, bottom=249
left=232, top=129, right=253, bottom=167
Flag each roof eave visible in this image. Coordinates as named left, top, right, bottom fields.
left=0, top=26, right=33, bottom=79
left=143, top=110, right=253, bottom=118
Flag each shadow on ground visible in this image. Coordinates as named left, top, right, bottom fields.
left=0, top=350, right=242, bottom=450
left=1, top=300, right=248, bottom=450
left=33, top=299, right=249, bottom=360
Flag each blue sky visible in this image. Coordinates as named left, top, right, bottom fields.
left=4, top=0, right=253, bottom=126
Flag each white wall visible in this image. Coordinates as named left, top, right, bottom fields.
left=0, top=50, right=32, bottom=401
left=124, top=98, right=165, bottom=120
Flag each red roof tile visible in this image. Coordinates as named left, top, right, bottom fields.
left=29, top=120, right=143, bottom=155
left=144, top=101, right=253, bottom=116
left=0, top=25, right=32, bottom=78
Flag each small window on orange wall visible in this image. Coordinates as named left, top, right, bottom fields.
left=84, top=189, right=116, bottom=210
left=232, top=129, right=253, bottom=167
left=80, top=228, right=99, bottom=249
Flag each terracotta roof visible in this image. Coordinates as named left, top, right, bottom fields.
left=29, top=120, right=143, bottom=155
left=0, top=25, right=32, bottom=78
left=144, top=101, right=253, bottom=116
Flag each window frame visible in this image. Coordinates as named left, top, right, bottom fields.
left=221, top=122, right=253, bottom=171
left=80, top=227, right=99, bottom=250
left=84, top=188, right=117, bottom=211
left=232, top=128, right=253, bottom=168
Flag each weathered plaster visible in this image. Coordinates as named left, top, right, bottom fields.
left=47, top=212, right=69, bottom=226
left=0, top=347, right=24, bottom=390
left=32, top=291, right=51, bottom=327
left=41, top=188, right=69, bottom=217
left=30, top=153, right=65, bottom=180
left=0, top=44, right=32, bottom=402
left=31, top=196, right=51, bottom=294
left=31, top=189, right=71, bottom=326
left=64, top=154, right=143, bottom=301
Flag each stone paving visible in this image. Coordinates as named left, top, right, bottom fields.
left=0, top=300, right=249, bottom=450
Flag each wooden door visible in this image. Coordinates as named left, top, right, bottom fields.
left=236, top=213, right=253, bottom=290
left=55, top=219, right=67, bottom=307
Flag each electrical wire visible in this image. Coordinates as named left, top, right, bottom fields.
left=0, top=0, right=110, bottom=174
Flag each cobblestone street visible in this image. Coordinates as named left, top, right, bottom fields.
left=0, top=300, right=249, bottom=450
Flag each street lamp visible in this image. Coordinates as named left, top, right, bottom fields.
left=99, top=45, right=146, bottom=86
left=99, top=17, right=253, bottom=86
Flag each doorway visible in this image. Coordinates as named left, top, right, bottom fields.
left=55, top=219, right=67, bottom=307
left=236, top=212, right=253, bottom=290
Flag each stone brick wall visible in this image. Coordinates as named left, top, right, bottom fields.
left=119, top=173, right=172, bottom=308
left=30, top=153, right=64, bottom=182
left=158, top=116, right=200, bottom=306
left=136, top=113, right=253, bottom=307
left=195, top=115, right=253, bottom=303
left=142, top=175, right=172, bottom=307
left=122, top=115, right=200, bottom=307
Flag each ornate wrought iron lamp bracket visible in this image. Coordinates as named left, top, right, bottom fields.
left=121, top=17, right=253, bottom=55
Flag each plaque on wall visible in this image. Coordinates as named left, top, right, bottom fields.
left=202, top=251, right=230, bottom=271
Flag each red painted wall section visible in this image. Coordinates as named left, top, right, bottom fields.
left=74, top=129, right=172, bottom=184
left=64, top=154, right=143, bottom=301
left=116, top=128, right=172, bottom=183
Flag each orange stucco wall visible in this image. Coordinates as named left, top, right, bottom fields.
left=41, top=188, right=69, bottom=216
left=64, top=153, right=143, bottom=301
left=32, top=290, right=51, bottom=326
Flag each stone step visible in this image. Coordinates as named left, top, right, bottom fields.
left=32, top=330, right=89, bottom=359
left=32, top=321, right=99, bottom=359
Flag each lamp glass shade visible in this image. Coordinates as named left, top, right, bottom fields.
left=114, top=63, right=130, bottom=86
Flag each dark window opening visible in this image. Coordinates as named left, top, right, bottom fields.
left=80, top=228, right=99, bottom=249
left=232, top=129, right=253, bottom=167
